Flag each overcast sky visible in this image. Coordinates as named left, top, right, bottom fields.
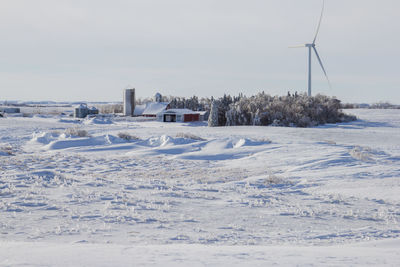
left=0, top=0, right=399, bottom=103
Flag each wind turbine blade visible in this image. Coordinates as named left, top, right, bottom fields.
left=313, top=0, right=325, bottom=44
left=313, top=47, right=332, bottom=89
left=289, top=45, right=306, bottom=48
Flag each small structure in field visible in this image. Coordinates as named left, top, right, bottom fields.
left=123, top=88, right=135, bottom=116
left=88, top=106, right=99, bottom=115
left=74, top=104, right=99, bottom=118
left=157, top=109, right=200, bottom=122
left=0, top=107, right=20, bottom=114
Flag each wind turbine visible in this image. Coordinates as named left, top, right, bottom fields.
left=290, top=0, right=331, bottom=97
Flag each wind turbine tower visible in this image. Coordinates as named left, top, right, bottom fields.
left=290, top=0, right=331, bottom=96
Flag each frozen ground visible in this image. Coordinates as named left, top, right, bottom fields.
left=0, top=109, right=399, bottom=266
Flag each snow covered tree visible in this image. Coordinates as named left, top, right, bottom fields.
left=208, top=100, right=219, bottom=127
left=139, top=92, right=354, bottom=127
left=224, top=92, right=355, bottom=127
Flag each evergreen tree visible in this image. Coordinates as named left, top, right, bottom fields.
left=208, top=100, right=219, bottom=127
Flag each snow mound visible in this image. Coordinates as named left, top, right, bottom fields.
left=233, top=138, right=246, bottom=148
left=29, top=131, right=130, bottom=150
left=233, top=138, right=271, bottom=148
left=175, top=132, right=206, bottom=141
left=203, top=137, right=271, bottom=150
left=176, top=137, right=272, bottom=161
left=28, top=132, right=271, bottom=157
left=31, top=132, right=61, bottom=145
left=45, top=135, right=126, bottom=150
left=145, top=135, right=198, bottom=147
left=33, top=114, right=52, bottom=119
left=83, top=117, right=113, bottom=125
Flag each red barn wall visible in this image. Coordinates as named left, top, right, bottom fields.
left=183, top=114, right=200, bottom=122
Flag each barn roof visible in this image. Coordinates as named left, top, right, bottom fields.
left=134, top=102, right=169, bottom=116
left=133, top=104, right=146, bottom=116
left=197, top=110, right=209, bottom=115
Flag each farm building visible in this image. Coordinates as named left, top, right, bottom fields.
left=157, top=109, right=200, bottom=122
left=134, top=102, right=170, bottom=117
left=74, top=104, right=99, bottom=118
left=0, top=107, right=20, bottom=114
left=198, top=110, right=209, bottom=121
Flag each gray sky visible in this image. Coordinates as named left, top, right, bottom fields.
left=0, top=0, right=399, bottom=103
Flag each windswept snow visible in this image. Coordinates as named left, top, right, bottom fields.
left=1, top=240, right=400, bottom=266
left=0, top=109, right=400, bottom=265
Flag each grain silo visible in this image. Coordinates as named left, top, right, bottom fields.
left=123, top=88, right=135, bottom=116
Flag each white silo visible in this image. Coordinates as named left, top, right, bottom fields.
left=123, top=88, right=135, bottom=116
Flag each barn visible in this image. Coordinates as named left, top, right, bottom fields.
left=157, top=109, right=200, bottom=122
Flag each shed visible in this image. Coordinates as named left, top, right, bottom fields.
left=198, top=110, right=209, bottom=121
left=0, top=107, right=20, bottom=114
left=74, top=104, right=98, bottom=118
left=88, top=106, right=99, bottom=115
left=157, top=109, right=200, bottom=122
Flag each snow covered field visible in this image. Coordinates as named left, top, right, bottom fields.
left=1, top=109, right=399, bottom=266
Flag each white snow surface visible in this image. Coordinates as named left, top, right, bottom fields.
left=1, top=109, right=400, bottom=266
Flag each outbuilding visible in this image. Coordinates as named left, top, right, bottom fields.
left=0, top=107, right=20, bottom=114
left=74, top=104, right=99, bottom=118
left=198, top=110, right=209, bottom=121
left=157, top=109, right=200, bottom=122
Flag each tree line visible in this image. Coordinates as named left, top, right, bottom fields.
left=137, top=92, right=356, bottom=127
